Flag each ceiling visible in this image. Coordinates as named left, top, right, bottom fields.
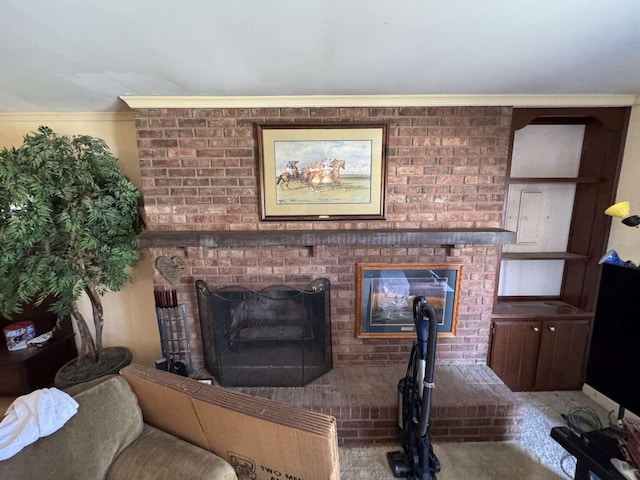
left=3, top=0, right=640, bottom=112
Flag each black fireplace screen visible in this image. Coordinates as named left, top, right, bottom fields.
left=195, top=278, right=332, bottom=387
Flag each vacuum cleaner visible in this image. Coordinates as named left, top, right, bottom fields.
left=387, top=296, right=441, bottom=480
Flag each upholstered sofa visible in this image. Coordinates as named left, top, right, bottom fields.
left=0, top=363, right=340, bottom=480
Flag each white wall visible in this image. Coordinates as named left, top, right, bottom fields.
left=606, top=105, right=640, bottom=263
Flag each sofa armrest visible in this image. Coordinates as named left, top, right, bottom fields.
left=0, top=375, right=143, bottom=480
left=106, top=425, right=237, bottom=480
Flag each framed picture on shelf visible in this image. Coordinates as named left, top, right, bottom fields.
left=355, top=263, right=462, bottom=338
left=256, top=123, right=388, bottom=221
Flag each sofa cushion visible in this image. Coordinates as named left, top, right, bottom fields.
left=106, top=424, right=237, bottom=480
left=0, top=375, right=143, bottom=480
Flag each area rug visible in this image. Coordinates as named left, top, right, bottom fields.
left=339, top=442, right=565, bottom=480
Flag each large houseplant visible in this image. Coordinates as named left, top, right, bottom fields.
left=0, top=126, right=144, bottom=384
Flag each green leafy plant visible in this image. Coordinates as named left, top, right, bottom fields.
left=0, top=126, right=144, bottom=364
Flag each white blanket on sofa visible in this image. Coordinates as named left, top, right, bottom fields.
left=0, top=388, right=79, bottom=460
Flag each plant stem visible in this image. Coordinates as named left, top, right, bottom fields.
left=70, top=300, right=97, bottom=363
left=85, top=284, right=104, bottom=356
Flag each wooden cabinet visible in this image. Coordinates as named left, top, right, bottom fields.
left=0, top=331, right=77, bottom=395
left=0, top=297, right=77, bottom=395
left=489, top=319, right=541, bottom=391
left=489, top=107, right=630, bottom=392
left=535, top=318, right=590, bottom=390
left=489, top=302, right=591, bottom=391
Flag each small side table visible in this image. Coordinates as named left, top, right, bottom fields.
left=0, top=332, right=77, bottom=395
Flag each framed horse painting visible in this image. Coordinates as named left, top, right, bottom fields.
left=256, top=123, right=388, bottom=220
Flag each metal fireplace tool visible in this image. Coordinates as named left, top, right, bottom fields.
left=154, top=290, right=193, bottom=376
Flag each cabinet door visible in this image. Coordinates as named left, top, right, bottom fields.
left=535, top=319, right=590, bottom=390
left=489, top=320, right=542, bottom=391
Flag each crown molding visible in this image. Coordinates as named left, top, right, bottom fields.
left=0, top=111, right=135, bottom=122
left=119, top=94, right=638, bottom=109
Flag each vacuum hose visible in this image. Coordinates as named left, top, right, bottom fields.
left=413, top=296, right=438, bottom=438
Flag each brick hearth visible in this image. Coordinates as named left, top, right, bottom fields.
left=229, top=364, right=521, bottom=446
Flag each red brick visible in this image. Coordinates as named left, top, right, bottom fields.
left=133, top=105, right=512, bottom=368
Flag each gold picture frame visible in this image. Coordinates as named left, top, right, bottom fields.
left=257, top=123, right=388, bottom=220
left=355, top=263, right=462, bottom=338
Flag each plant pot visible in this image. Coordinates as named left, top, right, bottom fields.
left=54, top=346, right=133, bottom=389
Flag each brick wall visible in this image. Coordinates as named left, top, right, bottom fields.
left=133, top=106, right=512, bottom=369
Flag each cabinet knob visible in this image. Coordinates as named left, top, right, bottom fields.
left=532, top=326, right=539, bottom=332
left=548, top=326, right=556, bottom=332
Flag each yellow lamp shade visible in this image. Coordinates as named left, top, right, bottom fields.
left=605, top=201, right=631, bottom=219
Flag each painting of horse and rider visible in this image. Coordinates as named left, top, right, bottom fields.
left=273, top=139, right=372, bottom=205
left=257, top=123, right=387, bottom=220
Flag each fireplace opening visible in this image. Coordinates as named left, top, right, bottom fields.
left=195, top=278, right=332, bottom=387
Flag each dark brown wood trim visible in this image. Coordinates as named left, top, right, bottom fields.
left=508, top=177, right=602, bottom=184
left=492, top=300, right=595, bottom=319
left=501, top=252, right=589, bottom=261
left=137, top=228, right=516, bottom=249
left=511, top=107, right=631, bottom=131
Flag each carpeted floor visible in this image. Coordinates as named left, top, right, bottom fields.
left=340, top=442, right=564, bottom=480
left=339, top=389, right=611, bottom=479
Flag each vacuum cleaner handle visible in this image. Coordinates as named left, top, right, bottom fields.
left=413, top=296, right=430, bottom=360
left=413, top=296, right=438, bottom=438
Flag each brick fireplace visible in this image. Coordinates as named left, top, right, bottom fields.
left=131, top=104, right=521, bottom=443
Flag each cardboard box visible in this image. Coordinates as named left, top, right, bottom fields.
left=120, top=365, right=209, bottom=450
left=193, top=386, right=339, bottom=480
left=120, top=364, right=340, bottom=480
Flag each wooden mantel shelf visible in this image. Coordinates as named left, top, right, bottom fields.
left=137, top=228, right=516, bottom=249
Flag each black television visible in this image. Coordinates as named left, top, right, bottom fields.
left=585, top=263, right=640, bottom=419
